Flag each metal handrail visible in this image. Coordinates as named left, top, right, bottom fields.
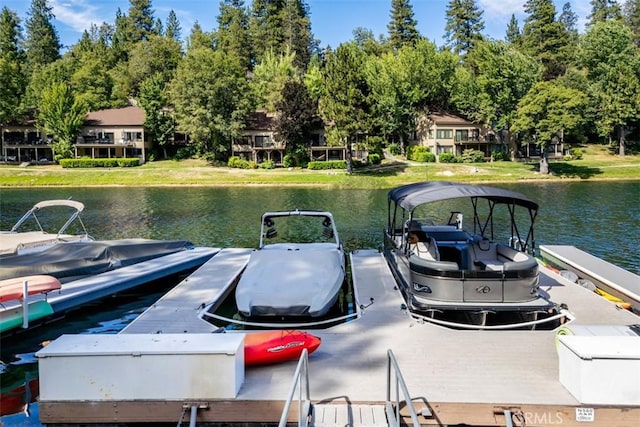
left=386, top=349, right=420, bottom=427
left=278, top=349, right=311, bottom=427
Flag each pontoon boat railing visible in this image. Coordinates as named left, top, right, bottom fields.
left=278, top=348, right=311, bottom=427
left=386, top=349, right=420, bottom=427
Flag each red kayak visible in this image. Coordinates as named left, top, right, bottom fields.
left=0, top=275, right=61, bottom=303
left=244, top=330, right=321, bottom=366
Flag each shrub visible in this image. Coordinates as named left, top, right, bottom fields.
left=259, top=159, right=275, bottom=169
left=491, top=151, right=509, bottom=161
left=413, top=151, right=436, bottom=162
left=59, top=158, right=140, bottom=168
left=367, top=153, right=381, bottom=165
left=439, top=152, right=457, bottom=163
left=228, top=156, right=254, bottom=169
left=569, top=147, right=583, bottom=160
left=460, top=149, right=485, bottom=163
left=307, top=160, right=347, bottom=170
left=387, top=143, right=401, bottom=155
left=174, top=147, right=195, bottom=160
left=283, top=154, right=296, bottom=167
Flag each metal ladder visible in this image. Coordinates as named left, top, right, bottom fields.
left=278, top=349, right=421, bottom=427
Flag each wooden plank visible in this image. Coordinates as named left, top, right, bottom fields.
left=40, top=400, right=640, bottom=426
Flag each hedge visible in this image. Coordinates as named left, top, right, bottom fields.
left=307, top=160, right=347, bottom=170
left=60, top=158, right=140, bottom=168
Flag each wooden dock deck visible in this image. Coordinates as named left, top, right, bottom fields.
left=39, top=249, right=640, bottom=426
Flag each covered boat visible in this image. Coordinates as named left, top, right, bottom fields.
left=384, top=181, right=557, bottom=328
left=0, top=239, right=195, bottom=281
left=0, top=200, right=93, bottom=257
left=235, top=210, right=345, bottom=318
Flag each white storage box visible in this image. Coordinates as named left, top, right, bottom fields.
left=37, top=333, right=245, bottom=401
left=557, top=334, right=640, bottom=405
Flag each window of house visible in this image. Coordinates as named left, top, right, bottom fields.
left=455, top=130, right=468, bottom=142
left=254, top=135, right=270, bottom=147
left=436, top=129, right=453, bottom=139
left=428, top=129, right=434, bottom=139
left=437, top=145, right=453, bottom=155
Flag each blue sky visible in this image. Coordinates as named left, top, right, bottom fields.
left=2, top=0, right=592, bottom=50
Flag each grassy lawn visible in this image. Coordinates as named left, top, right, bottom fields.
left=1, top=144, right=638, bottom=188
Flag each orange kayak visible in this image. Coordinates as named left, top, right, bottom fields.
left=0, top=275, right=61, bottom=303
left=244, top=330, right=321, bottom=366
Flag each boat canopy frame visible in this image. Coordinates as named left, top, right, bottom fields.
left=387, top=182, right=539, bottom=253
left=9, top=199, right=89, bottom=237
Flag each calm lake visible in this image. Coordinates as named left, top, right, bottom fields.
left=0, top=181, right=638, bottom=425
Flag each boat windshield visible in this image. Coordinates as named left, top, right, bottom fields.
left=260, top=213, right=338, bottom=247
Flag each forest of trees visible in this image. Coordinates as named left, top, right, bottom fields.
left=1, top=0, right=639, bottom=172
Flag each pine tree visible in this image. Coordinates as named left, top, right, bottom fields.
left=587, top=0, right=622, bottom=27
left=249, top=0, right=314, bottom=70
left=624, top=0, right=640, bottom=47
left=0, top=6, right=26, bottom=125
left=0, top=7, right=23, bottom=61
left=444, top=0, right=485, bottom=57
left=522, top=0, right=570, bottom=80
left=165, top=10, right=182, bottom=42
left=505, top=14, right=521, bottom=45
left=387, top=0, right=420, bottom=50
left=127, top=0, right=156, bottom=42
left=559, top=2, right=579, bottom=59
left=216, top=0, right=251, bottom=70
left=23, top=0, right=60, bottom=73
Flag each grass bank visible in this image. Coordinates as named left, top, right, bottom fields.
left=1, top=144, right=638, bottom=188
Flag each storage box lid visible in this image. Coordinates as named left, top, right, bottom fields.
left=558, top=335, right=640, bottom=360
left=36, top=333, right=245, bottom=357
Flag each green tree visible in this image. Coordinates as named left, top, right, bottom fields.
left=170, top=48, right=251, bottom=158
left=444, top=0, right=485, bottom=58
left=512, top=81, right=587, bottom=173
left=624, top=0, right=640, bottom=47
left=138, top=74, right=175, bottom=158
left=587, top=0, right=623, bottom=27
left=251, top=49, right=296, bottom=112
left=250, top=0, right=314, bottom=70
left=165, top=10, right=182, bottom=42
left=505, top=14, right=521, bottom=45
left=0, top=7, right=26, bottom=125
left=273, top=79, right=320, bottom=155
left=465, top=40, right=542, bottom=159
left=579, top=20, right=640, bottom=155
left=186, top=21, right=213, bottom=52
left=521, top=0, right=571, bottom=80
left=23, top=0, right=60, bottom=74
left=216, top=0, right=251, bottom=70
left=366, top=39, right=457, bottom=153
left=387, top=0, right=421, bottom=50
left=352, top=27, right=387, bottom=56
left=37, top=82, right=87, bottom=160
left=127, top=0, right=156, bottom=42
left=319, top=42, right=372, bottom=173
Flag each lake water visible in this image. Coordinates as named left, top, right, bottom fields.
left=0, top=181, right=638, bottom=425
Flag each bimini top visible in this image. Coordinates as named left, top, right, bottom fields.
left=388, top=181, right=539, bottom=212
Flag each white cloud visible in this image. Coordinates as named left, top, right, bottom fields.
left=50, top=0, right=104, bottom=33
left=478, top=0, right=525, bottom=19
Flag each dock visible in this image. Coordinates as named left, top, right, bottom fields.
left=38, top=249, right=640, bottom=426
left=0, top=247, right=218, bottom=335
left=540, top=244, right=640, bottom=312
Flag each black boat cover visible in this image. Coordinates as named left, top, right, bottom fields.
left=0, top=239, right=194, bottom=280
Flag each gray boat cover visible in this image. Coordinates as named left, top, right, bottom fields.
left=0, top=239, right=194, bottom=280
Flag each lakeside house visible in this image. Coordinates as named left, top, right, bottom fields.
left=0, top=108, right=560, bottom=165
left=412, top=112, right=563, bottom=159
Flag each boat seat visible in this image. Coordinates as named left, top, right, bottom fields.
left=471, top=240, right=502, bottom=271
left=413, top=238, right=440, bottom=261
